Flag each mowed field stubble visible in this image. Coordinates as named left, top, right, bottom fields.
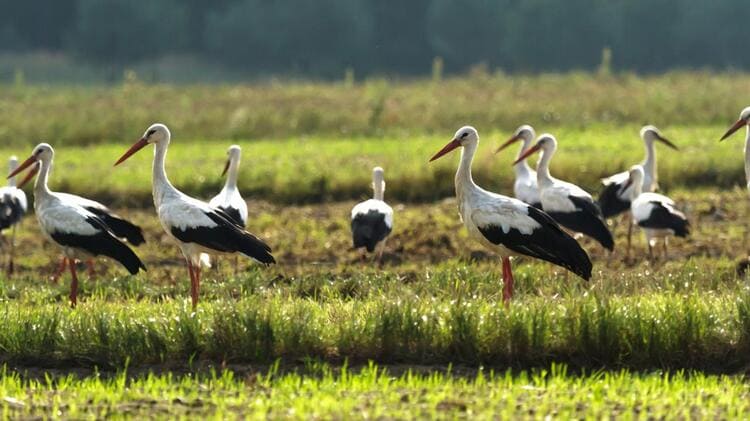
left=2, top=73, right=750, bottom=418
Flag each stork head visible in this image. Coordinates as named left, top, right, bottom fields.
left=429, top=126, right=478, bottom=162
left=7, top=143, right=53, bottom=181
left=512, top=133, right=556, bottom=165
left=495, top=124, right=535, bottom=154
left=222, top=145, right=242, bottom=176
left=619, top=165, right=645, bottom=196
left=115, top=123, right=170, bottom=166
left=720, top=106, right=750, bottom=141
left=640, top=125, right=678, bottom=150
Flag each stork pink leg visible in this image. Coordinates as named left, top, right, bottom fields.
left=186, top=260, right=198, bottom=309
left=194, top=265, right=202, bottom=308
left=50, top=256, right=67, bottom=284
left=68, top=258, right=79, bottom=308
left=502, top=257, right=514, bottom=304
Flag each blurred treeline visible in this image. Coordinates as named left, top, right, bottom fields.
left=0, top=0, right=746, bottom=79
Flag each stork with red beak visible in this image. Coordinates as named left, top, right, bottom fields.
left=9, top=143, right=146, bottom=307
left=719, top=106, right=750, bottom=191
left=209, top=145, right=247, bottom=228
left=514, top=134, right=614, bottom=251
left=430, top=126, right=591, bottom=303
left=114, top=124, right=275, bottom=308
left=495, top=125, right=541, bottom=209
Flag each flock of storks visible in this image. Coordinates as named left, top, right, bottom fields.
left=0, top=107, right=749, bottom=307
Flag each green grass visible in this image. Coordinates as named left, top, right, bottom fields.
left=2, top=125, right=746, bottom=205
left=0, top=363, right=747, bottom=418
left=2, top=71, right=750, bottom=147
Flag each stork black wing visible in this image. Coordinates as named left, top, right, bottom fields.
left=351, top=209, right=392, bottom=252
left=170, top=210, right=275, bottom=264
left=547, top=195, right=614, bottom=251
left=598, top=181, right=630, bottom=218
left=215, top=206, right=245, bottom=228
left=49, top=216, right=146, bottom=274
left=478, top=206, right=592, bottom=280
left=638, top=201, right=690, bottom=237
left=0, top=193, right=25, bottom=230
left=83, top=207, right=146, bottom=246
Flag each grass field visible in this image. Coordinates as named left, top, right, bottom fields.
left=2, top=74, right=750, bottom=417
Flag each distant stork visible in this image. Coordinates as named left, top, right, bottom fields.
left=351, top=166, right=393, bottom=260
left=8, top=144, right=146, bottom=307
left=209, top=145, right=247, bottom=228
left=598, top=125, right=678, bottom=257
left=114, top=123, right=275, bottom=308
left=515, top=134, right=614, bottom=251
left=208, top=145, right=248, bottom=272
left=622, top=165, right=689, bottom=260
left=18, top=162, right=145, bottom=282
left=430, top=126, right=591, bottom=303
left=719, top=106, right=750, bottom=190
left=495, top=124, right=541, bottom=208
left=0, top=157, right=28, bottom=274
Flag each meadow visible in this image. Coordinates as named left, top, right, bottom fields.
left=2, top=72, right=750, bottom=417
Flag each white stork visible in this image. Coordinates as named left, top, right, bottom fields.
left=430, top=126, right=591, bottom=303
left=598, top=125, right=678, bottom=257
left=209, top=145, right=247, bottom=228
left=18, top=162, right=145, bottom=282
left=0, top=156, right=28, bottom=274
left=515, top=134, right=614, bottom=251
left=351, top=166, right=393, bottom=260
left=8, top=143, right=146, bottom=307
left=621, top=165, right=689, bottom=260
left=495, top=124, right=541, bottom=208
left=719, top=106, right=750, bottom=190
left=114, top=123, right=275, bottom=308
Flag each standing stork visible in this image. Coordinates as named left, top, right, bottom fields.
left=598, top=126, right=678, bottom=258
left=430, top=126, right=591, bottom=303
left=0, top=157, right=28, bottom=274
left=18, top=162, right=145, bottom=281
left=719, top=106, right=750, bottom=190
left=8, top=144, right=146, bottom=307
left=351, top=166, right=393, bottom=261
left=209, top=145, right=247, bottom=228
left=495, top=124, right=541, bottom=208
left=514, top=134, right=614, bottom=251
left=114, top=123, right=275, bottom=308
left=622, top=165, right=689, bottom=260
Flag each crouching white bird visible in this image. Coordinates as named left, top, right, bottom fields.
left=114, top=123, right=275, bottom=308
left=515, top=134, right=614, bottom=251
left=0, top=156, right=28, bottom=274
left=495, top=124, right=541, bottom=208
left=430, top=126, right=591, bottom=303
left=351, top=166, right=393, bottom=260
left=622, top=165, right=689, bottom=260
left=8, top=144, right=146, bottom=307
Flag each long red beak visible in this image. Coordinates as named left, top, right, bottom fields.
left=114, top=138, right=148, bottom=166
left=655, top=133, right=678, bottom=150
left=7, top=154, right=38, bottom=180
left=512, top=143, right=541, bottom=165
left=720, top=119, right=747, bottom=141
left=429, top=138, right=461, bottom=162
left=17, top=162, right=39, bottom=188
left=495, top=134, right=521, bottom=154
left=221, top=159, right=230, bottom=176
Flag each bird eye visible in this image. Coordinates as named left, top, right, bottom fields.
left=147, top=129, right=156, bottom=136
left=461, top=132, right=468, bottom=138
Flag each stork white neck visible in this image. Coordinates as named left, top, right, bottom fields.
left=152, top=140, right=179, bottom=208
left=744, top=125, right=750, bottom=191
left=372, top=170, right=385, bottom=201
left=7, top=159, right=18, bottom=187
left=514, top=140, right=534, bottom=178
left=628, top=174, right=644, bottom=200
left=535, top=142, right=556, bottom=188
left=224, top=154, right=240, bottom=192
left=455, top=140, right=478, bottom=195
left=34, top=156, right=53, bottom=199
left=642, top=139, right=657, bottom=189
